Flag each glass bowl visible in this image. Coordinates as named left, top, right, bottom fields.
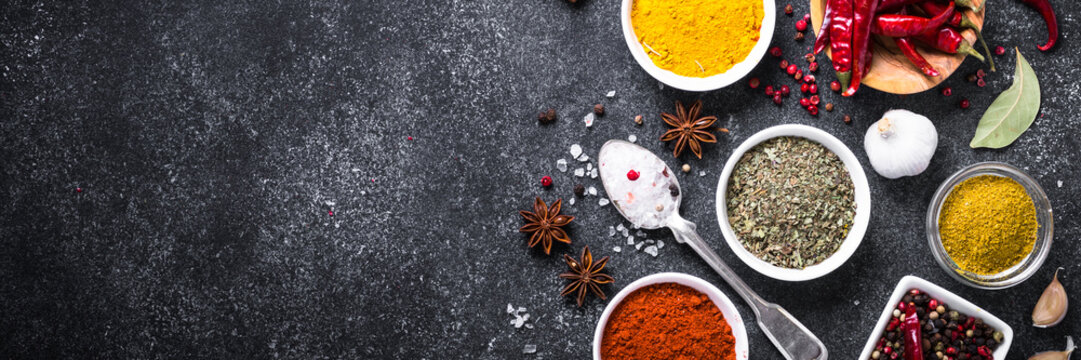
left=926, top=162, right=1053, bottom=289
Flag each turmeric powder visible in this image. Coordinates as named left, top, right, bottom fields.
left=630, top=0, right=763, bottom=77
left=938, top=175, right=1037, bottom=275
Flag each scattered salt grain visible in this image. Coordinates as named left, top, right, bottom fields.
left=608, top=226, right=616, bottom=237
left=586, top=163, right=593, bottom=171
left=523, top=344, right=537, bottom=354
left=644, top=245, right=659, bottom=257
left=598, top=198, right=610, bottom=206
left=583, top=113, right=596, bottom=127
left=613, top=246, right=622, bottom=252
left=570, top=144, right=583, bottom=159
left=621, top=228, right=630, bottom=237
left=325, top=200, right=336, bottom=206
left=518, top=307, right=526, bottom=313
left=569, top=198, right=576, bottom=205
left=616, top=224, right=626, bottom=231
left=699, top=171, right=706, bottom=177
left=578, top=154, right=590, bottom=162
left=556, top=159, right=568, bottom=172
left=587, top=186, right=597, bottom=196
left=574, top=168, right=585, bottom=177
left=627, top=235, right=634, bottom=244
left=635, top=230, right=646, bottom=237
left=635, top=242, right=644, bottom=250
left=628, top=134, right=637, bottom=143
left=656, top=240, right=664, bottom=249
left=507, top=304, right=515, bottom=314
left=1058, top=180, right=1063, bottom=188
left=854, top=300, right=861, bottom=305
left=589, top=168, right=598, bottom=178
left=606, top=90, right=616, bottom=98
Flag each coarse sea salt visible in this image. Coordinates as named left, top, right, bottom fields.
left=573, top=168, right=585, bottom=177
left=656, top=240, right=664, bottom=249
left=608, top=226, right=616, bottom=237
left=569, top=144, right=583, bottom=159
left=569, top=197, right=575, bottom=206
left=628, top=134, right=637, bottom=143
left=598, top=141, right=679, bottom=229
left=583, top=113, right=595, bottom=127
left=598, top=198, right=610, bottom=206
left=556, top=159, right=568, bottom=172
left=578, top=154, right=590, bottom=162
left=613, top=246, right=621, bottom=252
left=644, top=245, right=659, bottom=257
left=589, top=168, right=598, bottom=178
left=587, top=186, right=597, bottom=196
left=523, top=344, right=537, bottom=354
left=606, top=90, right=616, bottom=98
left=626, top=237, right=634, bottom=245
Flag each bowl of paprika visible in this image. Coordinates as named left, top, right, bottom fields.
left=620, top=0, right=776, bottom=92
left=593, top=272, right=749, bottom=360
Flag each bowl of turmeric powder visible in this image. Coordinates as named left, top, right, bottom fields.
left=621, top=0, right=776, bottom=92
left=926, top=162, right=1053, bottom=289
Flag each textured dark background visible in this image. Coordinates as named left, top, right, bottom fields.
left=1, top=1, right=1078, bottom=359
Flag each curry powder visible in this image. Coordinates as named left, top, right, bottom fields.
left=939, top=175, right=1037, bottom=275
left=630, top=0, right=763, bottom=77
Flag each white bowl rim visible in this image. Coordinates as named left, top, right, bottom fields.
left=592, top=272, right=750, bottom=360
left=715, top=124, right=872, bottom=281
left=619, top=0, right=776, bottom=92
left=857, top=275, right=1015, bottom=360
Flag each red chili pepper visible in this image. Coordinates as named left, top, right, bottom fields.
left=871, top=2, right=953, bottom=37
left=843, top=0, right=878, bottom=97
left=919, top=1, right=995, bottom=71
left=903, top=305, right=924, bottom=360
left=1018, top=0, right=1058, bottom=51
left=896, top=37, right=940, bottom=77
left=829, top=0, right=854, bottom=90
left=912, top=26, right=986, bottom=62
left=814, top=0, right=840, bottom=55
left=879, top=0, right=981, bottom=13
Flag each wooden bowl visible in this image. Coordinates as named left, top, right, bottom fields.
left=810, top=0, right=986, bottom=94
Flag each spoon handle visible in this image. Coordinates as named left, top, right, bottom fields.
left=667, top=216, right=828, bottom=360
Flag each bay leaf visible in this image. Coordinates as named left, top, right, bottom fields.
left=970, top=49, right=1041, bottom=149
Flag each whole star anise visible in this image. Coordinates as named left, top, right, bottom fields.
left=518, top=197, right=573, bottom=255
left=660, top=100, right=723, bottom=159
left=559, top=246, right=614, bottom=307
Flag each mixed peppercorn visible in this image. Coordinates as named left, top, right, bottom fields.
left=871, top=289, right=1003, bottom=360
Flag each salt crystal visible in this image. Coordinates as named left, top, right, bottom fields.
left=854, top=300, right=861, bottom=305
left=325, top=200, right=336, bottom=206
left=589, top=168, right=598, bottom=178
left=656, top=240, right=664, bottom=249
left=644, top=245, right=659, bottom=257
left=699, top=171, right=706, bottom=177
left=574, top=168, right=585, bottom=177
left=570, top=144, right=583, bottom=159
left=514, top=317, right=526, bottom=328
left=523, top=344, right=537, bottom=354
left=608, top=226, right=616, bottom=237
left=1058, top=180, right=1063, bottom=187
left=583, top=113, right=595, bottom=127
left=587, top=186, right=597, bottom=196
left=621, top=228, right=629, bottom=237
left=616, top=224, right=626, bottom=231
left=627, top=235, right=634, bottom=244
left=578, top=154, right=590, bottom=162
left=635, top=230, right=646, bottom=237
left=613, top=246, right=622, bottom=252
left=598, top=198, right=610, bottom=206
left=606, top=90, right=616, bottom=98
left=628, top=134, right=637, bottom=143
left=569, top=197, right=576, bottom=205
left=507, top=304, right=516, bottom=314
left=586, top=163, right=593, bottom=171
left=519, top=307, right=527, bottom=313
left=556, top=159, right=568, bottom=172
left=635, top=242, right=644, bottom=250
left=644, top=239, right=654, bottom=244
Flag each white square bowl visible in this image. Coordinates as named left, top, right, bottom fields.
left=858, top=276, right=1015, bottom=360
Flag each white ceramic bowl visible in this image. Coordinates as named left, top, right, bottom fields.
left=858, top=276, right=1015, bottom=360
left=592, top=272, right=749, bottom=360
left=716, top=124, right=872, bottom=281
left=619, top=0, right=776, bottom=92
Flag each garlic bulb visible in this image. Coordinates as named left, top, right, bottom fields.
left=864, top=109, right=938, bottom=179
left=1029, top=336, right=1075, bottom=360
left=1033, top=268, right=1068, bottom=327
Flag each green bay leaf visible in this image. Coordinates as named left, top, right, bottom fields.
left=970, top=49, right=1041, bottom=149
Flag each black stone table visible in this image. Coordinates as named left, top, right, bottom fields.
left=2, top=1, right=1078, bottom=358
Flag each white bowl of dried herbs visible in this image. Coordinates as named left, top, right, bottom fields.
left=716, top=124, right=871, bottom=281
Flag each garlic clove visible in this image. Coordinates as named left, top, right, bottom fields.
left=1029, top=336, right=1075, bottom=360
left=1033, top=268, right=1068, bottom=328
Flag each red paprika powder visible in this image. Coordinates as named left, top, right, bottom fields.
left=600, top=283, right=736, bottom=360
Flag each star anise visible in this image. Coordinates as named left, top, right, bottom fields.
left=518, top=197, right=574, bottom=255
left=659, top=100, right=722, bottom=159
left=559, top=246, right=614, bottom=307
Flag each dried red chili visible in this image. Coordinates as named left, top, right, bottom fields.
left=911, top=26, right=985, bottom=62
left=895, top=36, right=939, bottom=77
left=903, top=305, right=924, bottom=360
left=1017, top=0, right=1058, bottom=51
left=871, top=2, right=953, bottom=37
left=843, top=0, right=879, bottom=97
left=918, top=1, right=995, bottom=71
left=827, top=0, right=854, bottom=90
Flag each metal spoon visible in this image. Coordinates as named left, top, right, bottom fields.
left=597, top=140, right=827, bottom=360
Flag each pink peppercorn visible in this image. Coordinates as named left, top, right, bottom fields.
left=627, top=170, right=640, bottom=181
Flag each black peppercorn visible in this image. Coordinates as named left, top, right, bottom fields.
left=574, top=184, right=585, bottom=197
left=669, top=184, right=680, bottom=197
left=593, top=104, right=605, bottom=116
